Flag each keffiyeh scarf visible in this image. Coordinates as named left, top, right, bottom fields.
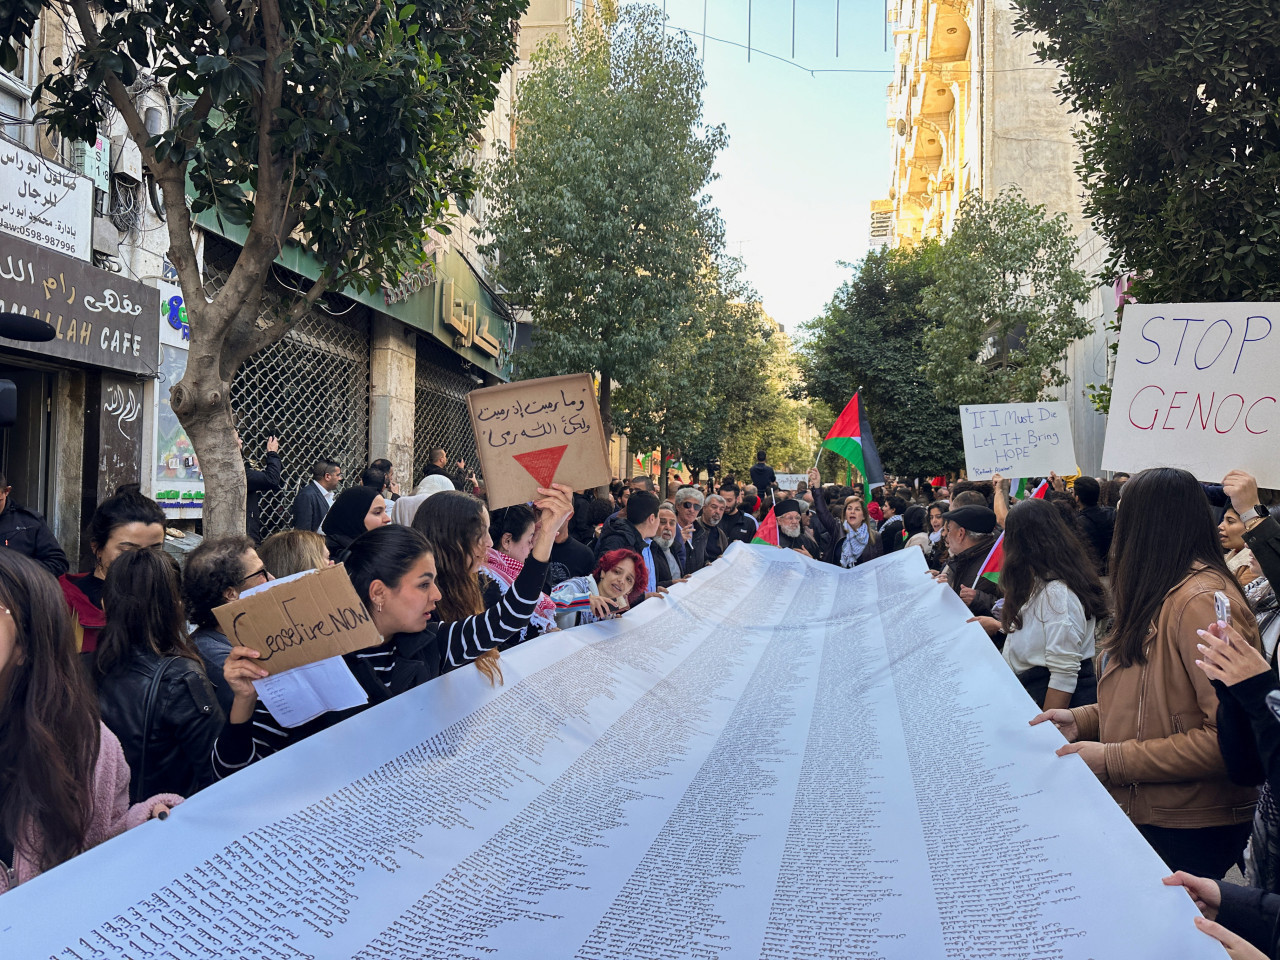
left=839, top=522, right=870, bottom=569
left=480, top=548, right=558, bottom=632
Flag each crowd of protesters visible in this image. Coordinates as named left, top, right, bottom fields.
left=5, top=447, right=1280, bottom=957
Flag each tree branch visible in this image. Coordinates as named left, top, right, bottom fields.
left=206, top=0, right=233, bottom=32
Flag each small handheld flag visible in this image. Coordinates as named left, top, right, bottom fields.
left=752, top=507, right=779, bottom=547
left=972, top=531, right=1005, bottom=588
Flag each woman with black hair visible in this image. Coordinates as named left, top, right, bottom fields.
left=321, top=486, right=390, bottom=559
left=212, top=484, right=575, bottom=779
left=480, top=504, right=558, bottom=646
left=59, top=484, right=166, bottom=659
left=1033, top=467, right=1260, bottom=877
left=0, top=551, right=178, bottom=894
left=96, top=550, right=224, bottom=800
left=971, top=498, right=1107, bottom=709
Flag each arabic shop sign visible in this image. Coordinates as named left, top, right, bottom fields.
left=0, top=141, right=93, bottom=262
left=0, top=232, right=160, bottom=376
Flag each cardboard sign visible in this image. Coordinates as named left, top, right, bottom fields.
left=1102, top=303, right=1280, bottom=486
left=959, top=401, right=1077, bottom=480
left=212, top=564, right=381, bottom=675
left=468, top=373, right=611, bottom=509
left=774, top=473, right=808, bottom=491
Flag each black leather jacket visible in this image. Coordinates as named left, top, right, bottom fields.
left=0, top=501, right=68, bottom=576
left=97, top=652, right=225, bottom=801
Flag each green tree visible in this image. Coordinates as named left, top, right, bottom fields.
left=719, top=330, right=819, bottom=477
left=800, top=243, right=965, bottom=477
left=920, top=189, right=1091, bottom=406
left=479, top=5, right=725, bottom=438
left=0, top=0, right=525, bottom=533
left=1013, top=0, right=1280, bottom=304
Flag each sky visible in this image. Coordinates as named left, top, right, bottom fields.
left=646, top=0, right=897, bottom=333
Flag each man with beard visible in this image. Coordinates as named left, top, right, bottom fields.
left=776, top=499, right=820, bottom=557
left=650, top=503, right=688, bottom=587
left=938, top=504, right=1001, bottom=616
left=690, top=494, right=730, bottom=572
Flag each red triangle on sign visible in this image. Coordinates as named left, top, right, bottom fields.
left=513, top=445, right=568, bottom=488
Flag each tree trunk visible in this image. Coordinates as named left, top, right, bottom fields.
left=597, top=367, right=612, bottom=442
left=170, top=342, right=247, bottom=538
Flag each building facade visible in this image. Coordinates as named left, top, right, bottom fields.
left=0, top=5, right=577, bottom=557
left=878, top=0, right=1115, bottom=474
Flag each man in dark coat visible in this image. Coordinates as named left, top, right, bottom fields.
left=939, top=504, right=1001, bottom=616
left=749, top=451, right=777, bottom=496
left=292, top=457, right=341, bottom=532
left=689, top=495, right=729, bottom=572
left=0, top=474, right=68, bottom=576
left=243, top=434, right=283, bottom=543
left=775, top=499, right=820, bottom=557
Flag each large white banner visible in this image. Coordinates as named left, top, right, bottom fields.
left=1103, top=302, right=1280, bottom=486
left=0, top=547, right=1216, bottom=958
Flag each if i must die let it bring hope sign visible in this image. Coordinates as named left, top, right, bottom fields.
left=1103, top=303, right=1280, bottom=488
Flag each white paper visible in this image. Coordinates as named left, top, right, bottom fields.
left=1103, top=302, right=1280, bottom=485
left=774, top=472, right=807, bottom=490
left=251, top=655, right=369, bottom=727
left=0, top=546, right=1221, bottom=958
left=960, top=400, right=1077, bottom=480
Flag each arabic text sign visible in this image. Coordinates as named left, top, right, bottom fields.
left=0, top=140, right=93, bottom=261
left=0, top=548, right=1219, bottom=959
left=468, top=372, right=611, bottom=508
left=1103, top=303, right=1280, bottom=486
left=0, top=231, right=159, bottom=375
left=212, top=564, right=381, bottom=675
left=774, top=473, right=807, bottom=491
left=960, top=401, right=1076, bottom=480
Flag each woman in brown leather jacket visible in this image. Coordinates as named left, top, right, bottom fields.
left=1033, top=467, right=1260, bottom=877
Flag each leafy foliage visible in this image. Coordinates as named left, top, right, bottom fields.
left=0, top=0, right=525, bottom=533
left=919, top=189, right=1091, bottom=405
left=800, top=244, right=966, bottom=477
left=479, top=5, right=725, bottom=436
left=1013, top=0, right=1280, bottom=303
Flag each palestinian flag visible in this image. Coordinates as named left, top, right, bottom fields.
left=972, top=532, right=1005, bottom=588
left=752, top=507, right=779, bottom=546
left=821, top=391, right=885, bottom=489
left=1013, top=478, right=1049, bottom=500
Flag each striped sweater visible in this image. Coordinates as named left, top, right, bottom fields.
left=212, top=557, right=548, bottom=780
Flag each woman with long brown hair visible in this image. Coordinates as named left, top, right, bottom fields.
left=970, top=498, right=1108, bottom=708
left=1033, top=467, right=1260, bottom=877
left=0, top=551, right=178, bottom=894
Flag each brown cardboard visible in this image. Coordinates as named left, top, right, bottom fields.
left=211, top=563, right=382, bottom=675
left=467, top=373, right=612, bottom=509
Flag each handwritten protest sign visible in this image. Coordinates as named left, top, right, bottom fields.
left=468, top=373, right=611, bottom=509
left=959, top=401, right=1076, bottom=480
left=212, top=564, right=381, bottom=675
left=775, top=473, right=807, bottom=491
left=1102, top=303, right=1280, bottom=486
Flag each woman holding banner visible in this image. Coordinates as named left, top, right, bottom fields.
left=212, top=484, right=576, bottom=779
left=1033, top=467, right=1259, bottom=877
left=807, top=468, right=883, bottom=569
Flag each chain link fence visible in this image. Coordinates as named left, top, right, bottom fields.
left=414, top=335, right=481, bottom=488
left=205, top=247, right=371, bottom=538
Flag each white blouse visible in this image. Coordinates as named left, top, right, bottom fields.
left=1001, top=580, right=1095, bottom=693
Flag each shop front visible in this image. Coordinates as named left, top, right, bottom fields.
left=0, top=231, right=159, bottom=557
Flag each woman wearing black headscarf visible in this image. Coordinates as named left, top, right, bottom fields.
left=321, top=487, right=390, bottom=558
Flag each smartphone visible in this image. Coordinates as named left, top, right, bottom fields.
left=1215, top=590, right=1232, bottom=628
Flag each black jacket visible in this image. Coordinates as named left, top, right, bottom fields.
left=650, top=540, right=687, bottom=586
left=595, top=514, right=648, bottom=558
left=879, top=515, right=905, bottom=553
left=942, top=535, right=1001, bottom=615
left=749, top=462, right=777, bottom=492
left=291, top=482, right=330, bottom=532
left=1214, top=880, right=1280, bottom=959
left=571, top=492, right=597, bottom=544
left=1078, top=505, right=1115, bottom=576
left=718, top=509, right=757, bottom=545
left=245, top=451, right=283, bottom=543
left=1246, top=514, right=1280, bottom=589
left=810, top=492, right=882, bottom=567
left=0, top=501, right=68, bottom=576
left=420, top=462, right=467, bottom=491
left=689, top=519, right=728, bottom=572
left=97, top=652, right=225, bottom=801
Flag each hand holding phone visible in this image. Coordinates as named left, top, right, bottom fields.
left=1215, top=590, right=1232, bottom=634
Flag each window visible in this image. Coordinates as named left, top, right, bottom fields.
left=0, top=22, right=38, bottom=149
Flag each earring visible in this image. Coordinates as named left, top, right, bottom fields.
left=376, top=600, right=384, bottom=612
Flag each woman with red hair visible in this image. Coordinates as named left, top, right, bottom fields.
left=551, top=548, right=647, bottom=629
